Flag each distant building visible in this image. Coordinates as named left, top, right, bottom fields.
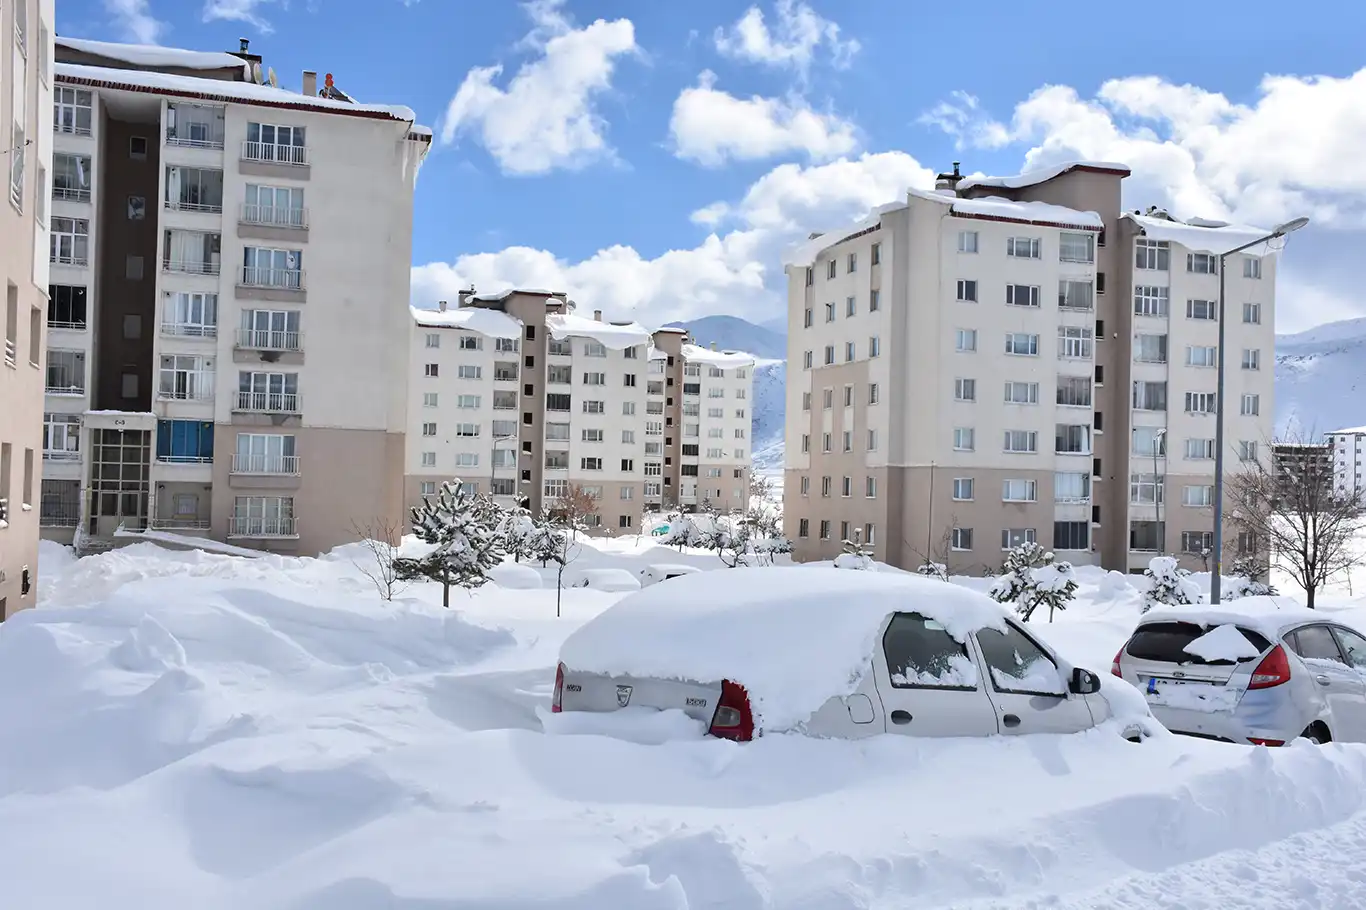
left=1325, top=428, right=1366, bottom=495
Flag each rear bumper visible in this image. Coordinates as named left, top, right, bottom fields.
left=1148, top=696, right=1306, bottom=745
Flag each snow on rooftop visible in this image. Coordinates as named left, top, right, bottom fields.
left=956, top=160, right=1130, bottom=193
left=467, top=288, right=562, bottom=304
left=780, top=201, right=902, bottom=269
left=55, top=62, right=418, bottom=123
left=905, top=187, right=1103, bottom=230
left=647, top=345, right=668, bottom=361
left=1143, top=596, right=1322, bottom=644
left=558, top=567, right=1009, bottom=732
left=680, top=343, right=756, bottom=369
left=545, top=312, right=650, bottom=350
left=1329, top=427, right=1366, bottom=436
left=55, top=36, right=251, bottom=76
left=410, top=305, right=522, bottom=339
left=1123, top=213, right=1276, bottom=256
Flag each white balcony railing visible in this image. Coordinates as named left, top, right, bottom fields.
left=161, top=322, right=217, bottom=339
left=234, top=391, right=300, bottom=413
left=231, top=453, right=300, bottom=475
left=39, top=506, right=80, bottom=527
left=48, top=320, right=86, bottom=331
left=45, top=383, right=86, bottom=396
left=42, top=449, right=81, bottom=462
left=241, top=141, right=309, bottom=166
left=229, top=516, right=298, bottom=538
left=163, top=259, right=221, bottom=276
left=157, top=385, right=215, bottom=402
left=150, top=516, right=212, bottom=531
left=166, top=129, right=225, bottom=150
left=236, top=328, right=302, bottom=352
left=165, top=199, right=224, bottom=214
left=240, top=204, right=308, bottom=229
left=240, top=267, right=304, bottom=290
left=53, top=186, right=91, bottom=202
left=55, top=121, right=92, bottom=137
left=51, top=251, right=89, bottom=267
left=155, top=454, right=213, bottom=465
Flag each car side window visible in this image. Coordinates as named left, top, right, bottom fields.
left=881, top=613, right=978, bottom=689
left=1331, top=628, right=1366, bottom=670
left=1289, top=625, right=1348, bottom=665
left=975, top=625, right=1066, bottom=696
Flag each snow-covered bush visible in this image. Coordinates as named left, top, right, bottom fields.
left=835, top=534, right=875, bottom=571
left=394, top=480, right=506, bottom=607
left=916, top=562, right=948, bottom=581
left=1143, top=556, right=1199, bottom=612
left=659, top=512, right=706, bottom=550
left=498, top=505, right=537, bottom=563
left=989, top=542, right=1077, bottom=622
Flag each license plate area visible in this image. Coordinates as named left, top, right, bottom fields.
left=1142, top=675, right=1236, bottom=711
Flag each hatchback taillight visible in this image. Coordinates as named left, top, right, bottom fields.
left=1248, top=645, right=1291, bottom=690
left=708, top=680, right=755, bottom=741
left=551, top=662, right=565, bottom=713
left=1111, top=647, right=1124, bottom=678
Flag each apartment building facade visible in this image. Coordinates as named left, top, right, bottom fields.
left=783, top=162, right=1279, bottom=574
left=0, top=0, right=54, bottom=619
left=39, top=36, right=429, bottom=556
left=1326, top=428, right=1366, bottom=496
left=405, top=292, right=754, bottom=533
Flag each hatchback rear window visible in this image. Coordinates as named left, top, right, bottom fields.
left=1125, top=621, right=1271, bottom=665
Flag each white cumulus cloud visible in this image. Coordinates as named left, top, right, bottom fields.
left=668, top=70, right=858, bottom=167
left=202, top=0, right=277, bottom=33
left=439, top=0, right=639, bottom=176
left=105, top=0, right=166, bottom=43
left=714, top=0, right=859, bottom=76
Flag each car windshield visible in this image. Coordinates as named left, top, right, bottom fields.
left=1126, top=621, right=1270, bottom=666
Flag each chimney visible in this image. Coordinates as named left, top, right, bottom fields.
left=302, top=70, right=317, bottom=97
left=438, top=299, right=448, bottom=313
left=934, top=160, right=964, bottom=194
left=593, top=309, right=602, bottom=322
left=457, top=289, right=474, bottom=308
left=711, top=341, right=718, bottom=351
left=240, top=38, right=250, bottom=53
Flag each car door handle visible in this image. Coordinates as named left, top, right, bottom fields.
left=1002, top=714, right=1021, bottom=728
left=889, top=710, right=913, bottom=725
left=1316, top=674, right=1331, bottom=687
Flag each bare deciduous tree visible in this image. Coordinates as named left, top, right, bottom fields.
left=547, top=483, right=600, bottom=538
left=349, top=517, right=409, bottom=601
left=906, top=517, right=958, bottom=578
left=1224, top=436, right=1366, bottom=609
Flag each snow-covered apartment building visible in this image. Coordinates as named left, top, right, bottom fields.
left=1325, top=429, right=1366, bottom=495
left=405, top=290, right=755, bottom=533
left=0, top=0, right=54, bottom=618
left=37, top=36, right=429, bottom=556
left=783, top=162, right=1278, bottom=573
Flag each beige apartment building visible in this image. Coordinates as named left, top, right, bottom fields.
left=38, top=36, right=429, bottom=556
left=783, top=162, right=1277, bottom=574
left=0, top=0, right=54, bottom=618
left=405, top=290, right=755, bottom=533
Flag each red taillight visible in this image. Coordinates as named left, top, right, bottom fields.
left=1248, top=738, right=1285, bottom=747
left=1111, top=647, right=1124, bottom=678
left=1248, top=645, right=1291, bottom=690
left=708, top=680, right=755, bottom=741
left=551, top=662, right=565, bottom=713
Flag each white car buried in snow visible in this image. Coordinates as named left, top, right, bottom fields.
left=552, top=568, right=1152, bottom=741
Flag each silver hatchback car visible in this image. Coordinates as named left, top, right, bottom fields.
left=1114, top=604, right=1366, bottom=745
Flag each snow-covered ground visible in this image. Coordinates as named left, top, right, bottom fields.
left=5, top=538, right=1366, bottom=908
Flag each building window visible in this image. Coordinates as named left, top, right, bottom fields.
left=50, top=217, right=90, bottom=266
left=1133, top=333, right=1167, bottom=363
left=958, top=231, right=978, bottom=253
left=1004, top=332, right=1039, bottom=356
left=1058, top=279, right=1094, bottom=311
left=1058, top=232, right=1095, bottom=264
left=798, top=518, right=810, bottom=538
left=1186, top=438, right=1216, bottom=460
left=1007, top=236, right=1041, bottom=259
left=155, top=420, right=215, bottom=464
left=951, top=528, right=973, bottom=551
left=956, top=280, right=977, bottom=302
left=1134, top=285, right=1169, bottom=317
left=803, top=307, right=813, bottom=328
left=1132, top=380, right=1167, bottom=411
left=1135, top=239, right=1170, bottom=271
left=1002, top=479, right=1037, bottom=502
left=1004, top=381, right=1039, bottom=405
left=1058, top=326, right=1093, bottom=359
left=1001, top=528, right=1036, bottom=549
left=1240, top=394, right=1260, bottom=416
left=1185, top=392, right=1217, bottom=414
left=868, top=336, right=881, bottom=357
left=952, top=478, right=974, bottom=501
left=1053, top=521, right=1089, bottom=551
left=868, top=383, right=879, bottom=404
left=825, top=302, right=836, bottom=322
left=954, top=378, right=976, bottom=402
left=1181, top=531, right=1215, bottom=554
left=953, top=427, right=974, bottom=451
left=47, top=285, right=88, bottom=329
left=424, top=363, right=439, bottom=378
left=1243, top=302, right=1262, bottom=324
left=869, top=288, right=880, bottom=311
left=54, top=87, right=94, bottom=136
left=1130, top=473, right=1164, bottom=505
left=847, top=252, right=857, bottom=273
left=1003, top=430, right=1038, bottom=453
left=1182, top=485, right=1214, bottom=507
left=1241, top=349, right=1261, bottom=370
left=1240, top=440, right=1258, bottom=462
left=245, top=122, right=307, bottom=165
left=955, top=328, right=977, bottom=353
left=230, top=496, right=296, bottom=537
left=867, top=429, right=878, bottom=451
left=1187, top=252, right=1218, bottom=274
left=846, top=295, right=856, bottom=317
left=1186, top=299, right=1218, bottom=321
left=1186, top=345, right=1218, bottom=368
left=1006, top=284, right=1040, bottom=308
left=1243, top=256, right=1262, bottom=279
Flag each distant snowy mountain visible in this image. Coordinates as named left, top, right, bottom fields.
left=1276, top=317, right=1366, bottom=436
left=665, top=315, right=787, bottom=360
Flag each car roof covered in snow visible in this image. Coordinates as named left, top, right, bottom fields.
left=1141, top=596, right=1348, bottom=642
left=558, top=567, right=1010, bottom=732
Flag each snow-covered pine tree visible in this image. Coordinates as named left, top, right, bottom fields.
left=394, top=480, right=506, bottom=607
left=660, top=512, right=705, bottom=550
left=498, top=504, right=536, bottom=563
left=1142, top=555, right=1198, bottom=612
left=1227, top=554, right=1278, bottom=598
left=835, top=530, right=875, bottom=570
left=916, top=562, right=948, bottom=581
left=988, top=542, right=1077, bottom=622
left=702, top=512, right=755, bottom=568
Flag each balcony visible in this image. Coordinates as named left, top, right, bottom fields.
left=228, top=516, right=298, bottom=538
left=44, top=381, right=86, bottom=397
left=234, top=391, right=301, bottom=414
left=51, top=250, right=89, bottom=267
left=231, top=453, right=300, bottom=475
left=165, top=198, right=224, bottom=215
left=166, top=117, right=226, bottom=150
left=42, top=448, right=81, bottom=463
left=239, top=204, right=308, bottom=229
left=39, top=504, right=80, bottom=528
left=53, top=185, right=91, bottom=203
left=241, top=141, right=309, bottom=167
left=157, top=385, right=215, bottom=403
left=163, top=259, right=221, bottom=277
left=239, top=267, right=304, bottom=291
left=236, top=328, right=303, bottom=352
left=150, top=516, right=212, bottom=531
left=154, top=454, right=213, bottom=465
left=161, top=322, right=217, bottom=339
left=55, top=121, right=92, bottom=137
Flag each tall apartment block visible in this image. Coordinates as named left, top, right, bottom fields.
left=0, top=0, right=54, bottom=619
left=38, top=36, right=429, bottom=556
left=783, top=161, right=1278, bottom=573
left=1325, top=428, right=1366, bottom=496
left=405, top=290, right=754, bottom=532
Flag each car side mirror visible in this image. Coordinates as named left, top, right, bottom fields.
left=1070, top=667, right=1101, bottom=695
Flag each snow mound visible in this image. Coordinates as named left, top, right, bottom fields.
left=489, top=564, right=543, bottom=589
left=559, top=567, right=1009, bottom=732
left=1184, top=624, right=1265, bottom=662
left=539, top=705, right=708, bottom=744
left=564, top=567, right=641, bottom=592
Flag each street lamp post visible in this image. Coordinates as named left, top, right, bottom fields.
left=1209, top=216, right=1310, bottom=605
left=1154, top=428, right=1166, bottom=555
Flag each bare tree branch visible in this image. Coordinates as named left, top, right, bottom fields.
left=349, top=517, right=409, bottom=602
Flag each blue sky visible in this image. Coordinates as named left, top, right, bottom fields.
left=59, top=0, right=1366, bottom=333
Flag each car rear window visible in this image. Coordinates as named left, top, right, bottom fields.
left=1125, top=621, right=1271, bottom=665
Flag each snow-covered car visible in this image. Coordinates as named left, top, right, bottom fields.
left=563, top=568, right=641, bottom=592
left=553, top=567, right=1150, bottom=741
left=637, top=564, right=703, bottom=587
left=1113, top=598, right=1366, bottom=745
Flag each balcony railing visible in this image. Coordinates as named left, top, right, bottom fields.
left=155, top=454, right=213, bottom=465
left=240, top=267, right=304, bottom=290
left=48, top=319, right=86, bottom=331
left=3, top=338, right=14, bottom=365
left=42, top=449, right=81, bottom=462
left=240, top=204, right=308, bottom=229
left=39, top=505, right=79, bottom=527
left=234, top=391, right=300, bottom=413
left=53, top=186, right=91, bottom=202
left=163, top=259, right=221, bottom=276
left=150, top=516, right=212, bottom=531
left=235, top=328, right=302, bottom=352
left=228, top=516, right=298, bottom=538
left=55, top=121, right=92, bottom=137
left=241, top=141, right=309, bottom=166
left=161, top=322, right=217, bottom=338
left=165, top=198, right=224, bottom=214
left=51, top=251, right=89, bottom=267
left=45, top=382, right=86, bottom=396
left=166, top=129, right=225, bottom=150
left=231, top=453, right=299, bottom=475
left=493, top=369, right=518, bottom=382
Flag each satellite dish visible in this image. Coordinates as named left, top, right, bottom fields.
left=266, top=67, right=277, bottom=87
left=251, top=62, right=264, bottom=84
